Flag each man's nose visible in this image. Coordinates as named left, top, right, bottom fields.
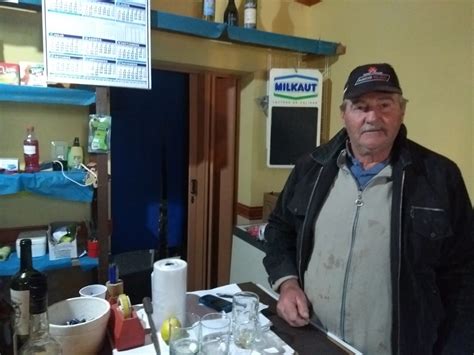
left=364, top=109, right=378, bottom=122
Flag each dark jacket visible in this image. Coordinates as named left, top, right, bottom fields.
left=263, top=125, right=474, bottom=355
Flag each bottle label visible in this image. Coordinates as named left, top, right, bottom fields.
left=203, top=0, right=215, bottom=16
left=10, top=289, right=30, bottom=336
left=244, top=8, right=257, bottom=26
left=23, top=145, right=36, bottom=155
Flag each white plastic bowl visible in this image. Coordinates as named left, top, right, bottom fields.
left=49, top=297, right=110, bottom=355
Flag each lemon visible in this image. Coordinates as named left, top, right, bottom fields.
left=160, top=316, right=181, bottom=344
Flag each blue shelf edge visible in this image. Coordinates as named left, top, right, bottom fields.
left=11, top=1, right=343, bottom=56
left=0, top=252, right=98, bottom=276
left=226, top=26, right=340, bottom=56
left=0, top=0, right=40, bottom=11
left=0, top=171, right=94, bottom=203
left=0, top=85, right=96, bottom=106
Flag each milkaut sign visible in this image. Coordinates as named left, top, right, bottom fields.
left=267, top=68, right=323, bottom=168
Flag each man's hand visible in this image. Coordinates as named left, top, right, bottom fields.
left=277, top=279, right=310, bottom=327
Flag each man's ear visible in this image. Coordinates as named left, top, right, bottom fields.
left=340, top=110, right=347, bottom=125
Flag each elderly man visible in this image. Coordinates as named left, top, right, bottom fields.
left=263, top=63, right=473, bottom=354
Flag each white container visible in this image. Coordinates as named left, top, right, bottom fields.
left=79, top=284, right=107, bottom=299
left=49, top=297, right=110, bottom=355
left=16, top=230, right=47, bottom=258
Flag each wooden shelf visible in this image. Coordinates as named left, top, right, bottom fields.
left=0, top=85, right=96, bottom=106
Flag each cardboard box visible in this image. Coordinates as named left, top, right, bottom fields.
left=262, top=192, right=280, bottom=221
left=0, top=62, right=20, bottom=85
left=48, top=222, right=79, bottom=260
left=19, top=61, right=47, bottom=87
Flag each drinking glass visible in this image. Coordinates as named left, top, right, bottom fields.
left=231, top=291, right=260, bottom=349
left=200, top=312, right=231, bottom=355
left=169, top=312, right=201, bottom=355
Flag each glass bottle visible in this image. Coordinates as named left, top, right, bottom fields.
left=19, top=274, right=62, bottom=355
left=244, top=0, right=257, bottom=29
left=202, top=0, right=215, bottom=21
left=10, top=239, right=44, bottom=350
left=224, top=0, right=238, bottom=26
left=0, top=281, right=15, bottom=355
left=23, top=126, right=40, bottom=173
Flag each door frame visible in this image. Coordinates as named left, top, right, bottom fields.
left=187, top=72, right=239, bottom=291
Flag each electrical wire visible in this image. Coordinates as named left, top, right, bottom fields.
left=52, top=160, right=98, bottom=187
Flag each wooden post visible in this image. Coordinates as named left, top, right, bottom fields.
left=93, top=86, right=110, bottom=284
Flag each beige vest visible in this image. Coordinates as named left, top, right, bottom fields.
left=304, top=156, right=393, bottom=355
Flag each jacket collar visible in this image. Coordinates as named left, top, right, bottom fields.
left=310, top=124, right=413, bottom=169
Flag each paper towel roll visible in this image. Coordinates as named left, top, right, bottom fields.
left=151, top=258, right=187, bottom=329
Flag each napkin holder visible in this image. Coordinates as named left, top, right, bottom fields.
left=109, top=303, right=145, bottom=351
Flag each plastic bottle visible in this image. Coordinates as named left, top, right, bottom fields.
left=224, top=0, right=238, bottom=26
left=23, top=126, right=40, bottom=173
left=244, top=0, right=257, bottom=29
left=67, top=137, right=83, bottom=170
left=202, top=0, right=215, bottom=21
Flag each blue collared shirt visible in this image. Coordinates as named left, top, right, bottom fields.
left=345, top=148, right=389, bottom=189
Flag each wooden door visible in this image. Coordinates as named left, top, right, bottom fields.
left=187, top=73, right=238, bottom=291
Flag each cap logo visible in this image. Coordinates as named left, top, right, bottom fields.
left=354, top=68, right=390, bottom=86
left=343, top=64, right=401, bottom=99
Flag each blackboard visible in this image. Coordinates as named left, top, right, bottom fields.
left=268, top=106, right=319, bottom=167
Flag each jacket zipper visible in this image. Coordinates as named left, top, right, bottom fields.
left=396, top=171, right=405, bottom=355
left=339, top=189, right=364, bottom=338
left=298, top=167, right=324, bottom=283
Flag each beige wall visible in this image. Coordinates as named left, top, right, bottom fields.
left=309, top=0, right=473, bottom=199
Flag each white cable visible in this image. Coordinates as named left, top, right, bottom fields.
left=52, top=160, right=97, bottom=187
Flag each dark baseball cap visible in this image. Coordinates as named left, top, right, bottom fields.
left=343, top=63, right=402, bottom=100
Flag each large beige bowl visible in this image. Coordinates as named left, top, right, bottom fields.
left=49, top=297, right=110, bottom=354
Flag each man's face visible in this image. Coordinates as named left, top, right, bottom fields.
left=341, top=92, right=405, bottom=158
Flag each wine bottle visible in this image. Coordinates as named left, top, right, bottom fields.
left=0, top=281, right=15, bottom=355
left=244, top=0, right=257, bottom=29
left=224, top=0, right=238, bottom=26
left=23, top=126, right=40, bottom=173
left=10, top=239, right=45, bottom=350
left=19, top=274, right=62, bottom=355
left=202, top=0, right=215, bottom=21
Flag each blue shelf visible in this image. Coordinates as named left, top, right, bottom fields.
left=0, top=85, right=96, bottom=106
left=151, top=11, right=226, bottom=39
left=0, top=171, right=94, bottom=203
left=226, top=26, right=340, bottom=56
left=11, top=1, right=344, bottom=56
left=0, top=252, right=98, bottom=276
left=153, top=11, right=343, bottom=56
left=0, top=0, right=40, bottom=11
